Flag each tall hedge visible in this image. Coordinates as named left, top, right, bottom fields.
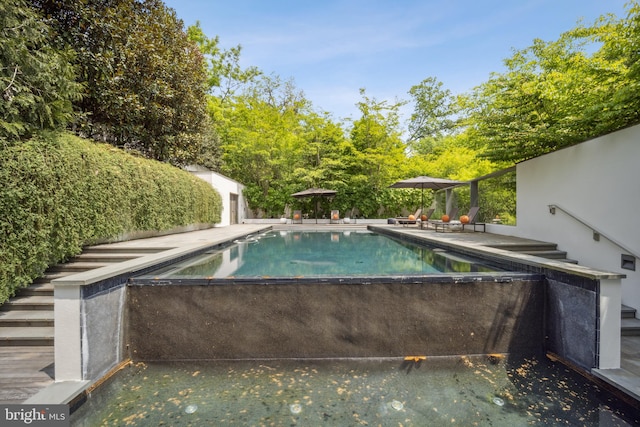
left=0, top=132, right=222, bottom=303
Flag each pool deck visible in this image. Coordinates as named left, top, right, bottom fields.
left=4, top=223, right=639, bottom=406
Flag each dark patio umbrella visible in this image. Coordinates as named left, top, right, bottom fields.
left=389, top=176, right=464, bottom=214
left=291, top=188, right=337, bottom=223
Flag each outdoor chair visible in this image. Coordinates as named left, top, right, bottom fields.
left=395, top=208, right=421, bottom=226
left=418, top=208, right=435, bottom=229
left=427, top=207, right=459, bottom=230
left=292, top=210, right=302, bottom=224
left=343, top=207, right=356, bottom=224
left=330, top=210, right=341, bottom=224
left=434, top=207, right=485, bottom=232
left=461, top=206, right=486, bottom=232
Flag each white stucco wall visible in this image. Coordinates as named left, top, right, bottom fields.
left=514, top=125, right=640, bottom=311
left=190, top=169, right=247, bottom=227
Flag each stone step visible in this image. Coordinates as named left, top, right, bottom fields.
left=622, top=318, right=640, bottom=336
left=0, top=311, right=53, bottom=327
left=622, top=304, right=637, bottom=319
left=0, top=296, right=53, bottom=312
left=0, top=327, right=54, bottom=346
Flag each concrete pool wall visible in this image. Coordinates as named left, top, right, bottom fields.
left=44, top=224, right=625, bottom=406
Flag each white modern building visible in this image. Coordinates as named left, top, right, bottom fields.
left=487, top=124, right=640, bottom=318
left=187, top=166, right=247, bottom=227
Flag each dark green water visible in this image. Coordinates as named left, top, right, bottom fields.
left=70, top=356, right=639, bottom=426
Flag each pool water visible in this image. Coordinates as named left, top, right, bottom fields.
left=139, top=230, right=501, bottom=279
left=70, top=356, right=640, bottom=426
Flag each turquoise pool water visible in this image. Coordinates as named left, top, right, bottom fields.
left=70, top=356, right=639, bottom=426
left=138, top=230, right=501, bottom=279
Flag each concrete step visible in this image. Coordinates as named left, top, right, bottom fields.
left=0, top=311, right=53, bottom=327
left=17, top=283, right=53, bottom=297
left=32, top=272, right=74, bottom=284
left=48, top=261, right=110, bottom=273
left=520, top=249, right=579, bottom=264
left=0, top=296, right=53, bottom=312
left=622, top=318, right=640, bottom=336
left=487, top=242, right=579, bottom=264
left=521, top=249, right=568, bottom=259
left=622, top=304, right=637, bottom=319
left=0, top=327, right=54, bottom=346
left=71, top=253, right=141, bottom=263
left=488, top=242, right=559, bottom=252
left=83, top=246, right=171, bottom=254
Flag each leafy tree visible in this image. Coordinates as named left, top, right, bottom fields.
left=407, top=77, right=459, bottom=155
left=348, top=89, right=409, bottom=216
left=467, top=2, right=640, bottom=162
left=186, top=22, right=263, bottom=171
left=586, top=1, right=640, bottom=134
left=32, top=0, right=212, bottom=165
left=216, top=81, right=416, bottom=219
left=218, top=75, right=309, bottom=217
left=0, top=0, right=80, bottom=142
left=295, top=112, right=362, bottom=216
left=187, top=22, right=262, bottom=102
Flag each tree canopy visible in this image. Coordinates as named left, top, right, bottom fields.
left=6, top=1, right=640, bottom=223
left=1, top=0, right=80, bottom=142
left=466, top=2, right=640, bottom=162
left=31, top=0, right=213, bottom=165
left=180, top=1, right=640, bottom=219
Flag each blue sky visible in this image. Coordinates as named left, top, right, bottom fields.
left=163, top=0, right=628, bottom=121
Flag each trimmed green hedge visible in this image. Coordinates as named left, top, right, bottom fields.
left=0, top=132, right=222, bottom=303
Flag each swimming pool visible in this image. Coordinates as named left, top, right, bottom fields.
left=126, top=229, right=543, bottom=361
left=134, top=229, right=503, bottom=279
left=65, top=225, right=637, bottom=423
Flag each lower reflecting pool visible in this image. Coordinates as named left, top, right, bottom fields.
left=70, top=355, right=639, bottom=426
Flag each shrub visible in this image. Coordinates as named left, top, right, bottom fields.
left=0, top=132, right=221, bottom=303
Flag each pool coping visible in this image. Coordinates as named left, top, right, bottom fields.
left=369, top=225, right=625, bottom=281
left=51, top=225, right=272, bottom=288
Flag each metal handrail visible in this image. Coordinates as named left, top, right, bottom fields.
left=548, top=203, right=639, bottom=260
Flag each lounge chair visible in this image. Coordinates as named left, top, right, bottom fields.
left=343, top=207, right=356, bottom=224
left=330, top=210, right=341, bottom=224
left=292, top=210, right=302, bottom=224
left=461, top=206, right=485, bottom=232
left=419, top=208, right=435, bottom=229
left=396, top=209, right=421, bottom=226
left=428, top=207, right=459, bottom=231
left=434, top=207, right=485, bottom=232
